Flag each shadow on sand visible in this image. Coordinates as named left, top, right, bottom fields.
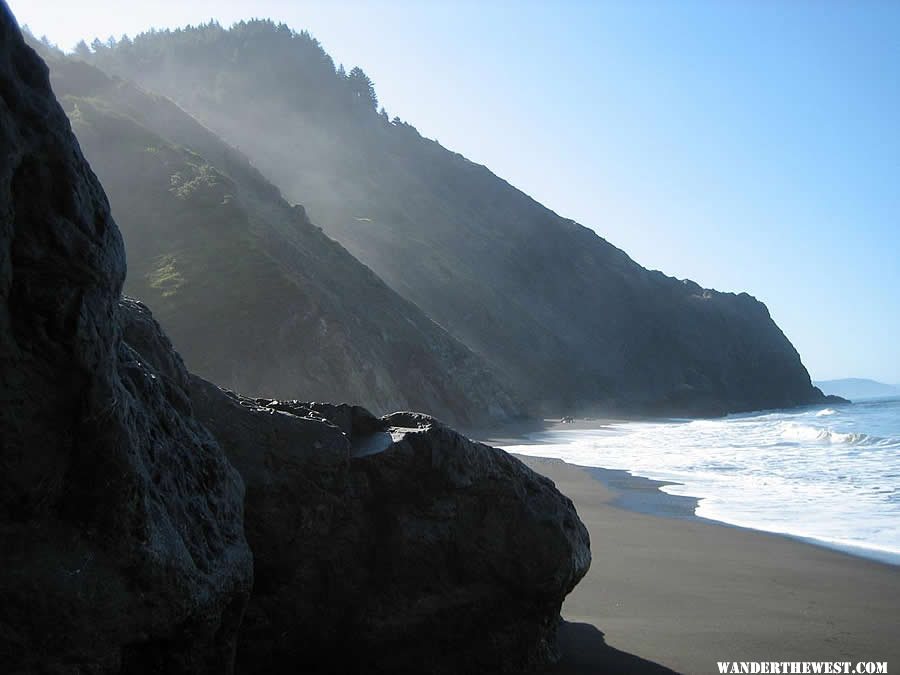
left=545, top=620, right=680, bottom=674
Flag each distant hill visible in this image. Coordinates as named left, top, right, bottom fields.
left=814, top=379, right=899, bottom=401
left=78, top=21, right=829, bottom=417
left=32, top=45, right=522, bottom=427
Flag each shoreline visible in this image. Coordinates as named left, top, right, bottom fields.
left=520, top=454, right=900, bottom=567
left=582, top=464, right=900, bottom=567
left=466, top=415, right=643, bottom=446
left=467, top=398, right=861, bottom=445
left=474, top=416, right=900, bottom=567
left=515, top=455, right=900, bottom=674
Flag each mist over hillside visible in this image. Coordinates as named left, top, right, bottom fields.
left=30, top=41, right=521, bottom=427
left=70, top=19, right=833, bottom=417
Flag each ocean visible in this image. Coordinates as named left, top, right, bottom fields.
left=502, top=397, right=900, bottom=565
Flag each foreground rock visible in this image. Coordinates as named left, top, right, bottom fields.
left=13, top=2, right=864, bottom=667
left=0, top=9, right=253, bottom=673
left=190, top=380, right=591, bottom=674
left=2, top=8, right=590, bottom=672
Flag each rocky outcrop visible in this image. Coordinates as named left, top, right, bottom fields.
left=188, top=379, right=591, bottom=674
left=2, top=10, right=590, bottom=673
left=0, top=8, right=252, bottom=672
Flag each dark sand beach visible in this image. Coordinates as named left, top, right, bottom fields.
left=515, top=456, right=900, bottom=675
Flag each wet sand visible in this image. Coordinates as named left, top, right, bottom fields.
left=516, top=456, right=900, bottom=675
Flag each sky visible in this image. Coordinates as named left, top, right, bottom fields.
left=13, top=0, right=900, bottom=383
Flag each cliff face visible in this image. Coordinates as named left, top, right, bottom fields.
left=1, top=10, right=590, bottom=672
left=37, top=53, right=523, bottom=428
left=84, top=21, right=829, bottom=417
left=0, top=10, right=253, bottom=670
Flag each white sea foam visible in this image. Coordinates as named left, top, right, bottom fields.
left=502, top=397, right=900, bottom=564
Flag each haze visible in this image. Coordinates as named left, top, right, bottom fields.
left=16, top=0, right=900, bottom=383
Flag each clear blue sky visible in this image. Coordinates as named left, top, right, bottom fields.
left=14, top=0, right=900, bottom=383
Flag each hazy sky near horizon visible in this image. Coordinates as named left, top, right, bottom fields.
left=14, top=0, right=900, bottom=383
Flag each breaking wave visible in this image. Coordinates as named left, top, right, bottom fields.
left=502, top=397, right=900, bottom=564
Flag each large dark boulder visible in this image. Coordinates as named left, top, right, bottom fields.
left=0, top=8, right=252, bottom=672
left=190, top=380, right=591, bottom=674
left=1, top=7, right=589, bottom=672
left=349, top=411, right=592, bottom=674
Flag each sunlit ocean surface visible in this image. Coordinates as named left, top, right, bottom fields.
left=503, top=397, right=900, bottom=564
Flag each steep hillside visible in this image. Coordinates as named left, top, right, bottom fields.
left=84, top=21, right=830, bottom=416
left=35, top=49, right=521, bottom=427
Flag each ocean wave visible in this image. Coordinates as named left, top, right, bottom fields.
left=816, top=408, right=837, bottom=417
left=503, top=398, right=900, bottom=564
left=778, top=422, right=897, bottom=447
